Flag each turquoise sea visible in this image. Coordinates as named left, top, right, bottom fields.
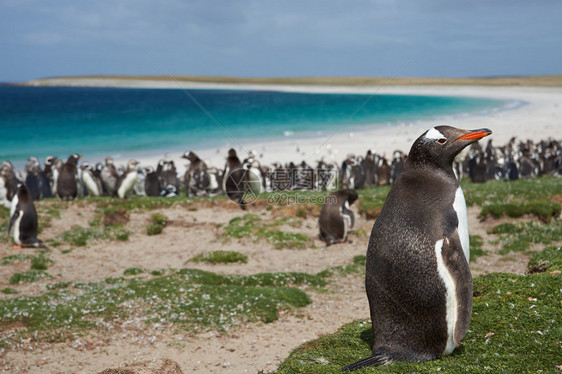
left=0, top=86, right=508, bottom=167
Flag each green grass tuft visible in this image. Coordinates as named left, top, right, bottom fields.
left=190, top=250, right=248, bottom=264
left=146, top=223, right=163, bottom=236
left=30, top=255, right=54, bottom=270
left=489, top=220, right=562, bottom=254
left=222, top=214, right=311, bottom=249
left=2, top=254, right=34, bottom=265
left=151, top=212, right=168, bottom=226
left=1, top=288, right=18, bottom=295
left=526, top=246, right=562, bottom=273
left=145, top=212, right=168, bottom=235
left=123, top=267, right=145, bottom=276
left=9, top=271, right=53, bottom=284
left=479, top=201, right=561, bottom=222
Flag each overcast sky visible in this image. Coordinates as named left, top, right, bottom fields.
left=1, top=0, right=561, bottom=83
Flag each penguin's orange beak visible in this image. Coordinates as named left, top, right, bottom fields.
left=455, top=128, right=492, bottom=141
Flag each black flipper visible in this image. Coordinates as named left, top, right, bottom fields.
left=341, top=353, right=393, bottom=372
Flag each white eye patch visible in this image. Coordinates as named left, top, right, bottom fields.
left=424, top=127, right=446, bottom=141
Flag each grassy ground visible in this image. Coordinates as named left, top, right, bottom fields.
left=277, top=246, right=562, bottom=373
left=0, top=175, right=560, bottom=369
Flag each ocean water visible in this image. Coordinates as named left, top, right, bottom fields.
left=0, top=85, right=506, bottom=166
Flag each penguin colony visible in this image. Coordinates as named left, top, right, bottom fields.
left=342, top=126, right=492, bottom=370
left=1, top=136, right=560, bottom=209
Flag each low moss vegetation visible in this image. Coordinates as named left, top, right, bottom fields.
left=469, top=234, right=486, bottom=262
left=479, top=201, right=561, bottom=222
left=277, top=247, right=562, bottom=373
left=9, top=270, right=53, bottom=285
left=488, top=220, right=562, bottom=254
left=190, top=250, right=249, bottom=264
left=0, top=268, right=320, bottom=346
left=47, top=223, right=130, bottom=247
left=461, top=176, right=562, bottom=207
left=527, top=246, right=562, bottom=273
left=222, top=214, right=311, bottom=249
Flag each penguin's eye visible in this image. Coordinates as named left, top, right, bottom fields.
left=437, top=138, right=448, bottom=144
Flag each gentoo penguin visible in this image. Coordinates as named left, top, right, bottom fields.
left=80, top=162, right=102, bottom=197
left=51, top=157, right=63, bottom=197
left=133, top=166, right=147, bottom=196
left=318, top=189, right=358, bottom=246
left=57, top=153, right=82, bottom=200
left=222, top=149, right=248, bottom=208
left=1, top=161, right=20, bottom=207
left=25, top=157, right=42, bottom=201
left=342, top=126, right=491, bottom=371
left=390, top=150, right=406, bottom=184
left=100, top=157, right=119, bottom=196
left=115, top=160, right=139, bottom=199
left=362, top=150, right=377, bottom=188
left=182, top=151, right=209, bottom=197
left=144, top=167, right=161, bottom=196
left=40, top=156, right=56, bottom=198
left=8, top=183, right=42, bottom=248
left=376, top=156, right=391, bottom=186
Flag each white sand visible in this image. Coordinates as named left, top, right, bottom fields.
left=25, top=78, right=562, bottom=173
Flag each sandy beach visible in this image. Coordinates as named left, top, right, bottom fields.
left=23, top=77, right=562, bottom=172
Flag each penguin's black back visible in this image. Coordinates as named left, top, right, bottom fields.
left=11, top=185, right=39, bottom=245
left=57, top=156, right=79, bottom=199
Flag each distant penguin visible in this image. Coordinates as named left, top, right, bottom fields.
left=8, top=183, right=42, bottom=248
left=362, top=150, right=377, bottom=187
left=318, top=189, right=358, bottom=246
left=470, top=154, right=488, bottom=183
left=223, top=149, right=248, bottom=208
left=390, top=150, right=406, bottom=183
left=57, top=153, right=81, bottom=200
left=1, top=161, right=20, bottom=207
left=40, top=156, right=56, bottom=198
left=115, top=160, right=139, bottom=199
left=182, top=151, right=209, bottom=197
left=51, top=157, right=63, bottom=197
left=100, top=157, right=119, bottom=196
left=342, top=126, right=491, bottom=371
left=80, top=162, right=102, bottom=197
left=133, top=166, right=147, bottom=196
left=144, top=166, right=161, bottom=196
left=376, top=157, right=391, bottom=186
left=25, top=157, right=42, bottom=201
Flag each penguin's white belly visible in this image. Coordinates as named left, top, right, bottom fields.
left=10, top=194, right=18, bottom=218
left=453, top=187, right=470, bottom=262
left=434, top=239, right=457, bottom=356
left=12, top=210, right=23, bottom=245
left=209, top=173, right=219, bottom=190
left=118, top=172, right=137, bottom=198
left=82, top=172, right=100, bottom=196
